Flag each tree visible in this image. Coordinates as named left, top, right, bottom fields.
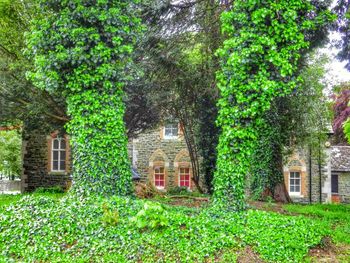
left=0, top=0, right=68, bottom=128
left=138, top=0, right=222, bottom=192
left=344, top=117, right=350, bottom=142
left=334, top=1, right=350, bottom=70
left=214, top=1, right=334, bottom=210
left=250, top=54, right=332, bottom=202
left=27, top=0, right=143, bottom=196
left=332, top=83, right=350, bottom=144
left=0, top=129, right=22, bottom=179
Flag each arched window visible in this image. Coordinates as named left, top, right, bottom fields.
left=179, top=167, right=190, bottom=188
left=52, top=138, right=66, bottom=172
left=154, top=166, right=165, bottom=189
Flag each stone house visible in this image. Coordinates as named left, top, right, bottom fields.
left=21, top=121, right=196, bottom=193
left=283, top=146, right=350, bottom=204
left=20, top=122, right=350, bottom=203
left=21, top=130, right=72, bottom=192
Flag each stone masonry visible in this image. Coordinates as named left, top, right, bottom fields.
left=129, top=125, right=198, bottom=191
left=21, top=129, right=72, bottom=193
left=284, top=146, right=350, bottom=204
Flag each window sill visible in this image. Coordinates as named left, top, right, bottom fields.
left=49, top=171, right=68, bottom=176
left=163, top=137, right=179, bottom=140
left=289, top=193, right=303, bottom=198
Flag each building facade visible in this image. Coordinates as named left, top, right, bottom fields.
left=21, top=124, right=350, bottom=203
left=283, top=146, right=350, bottom=204
left=21, top=122, right=197, bottom=192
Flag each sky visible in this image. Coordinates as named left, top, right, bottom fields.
left=323, top=31, right=350, bottom=86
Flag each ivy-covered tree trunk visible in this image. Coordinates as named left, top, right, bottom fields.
left=213, top=1, right=333, bottom=211
left=250, top=105, right=291, bottom=203
left=27, top=0, right=143, bottom=196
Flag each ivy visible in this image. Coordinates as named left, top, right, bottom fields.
left=26, top=0, right=143, bottom=196
left=344, top=118, right=350, bottom=143
left=213, top=1, right=334, bottom=211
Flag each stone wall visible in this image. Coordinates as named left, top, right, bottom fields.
left=339, top=172, right=350, bottom=203
left=130, top=126, right=202, bottom=191
left=0, top=179, right=21, bottom=193
left=21, top=129, right=72, bottom=193
left=284, top=147, right=330, bottom=204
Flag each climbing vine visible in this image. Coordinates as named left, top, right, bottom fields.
left=214, top=1, right=334, bottom=211
left=27, top=0, right=143, bottom=196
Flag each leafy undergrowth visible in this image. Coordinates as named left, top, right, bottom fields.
left=0, top=194, right=331, bottom=262
left=284, top=203, right=350, bottom=245
left=0, top=191, right=64, bottom=209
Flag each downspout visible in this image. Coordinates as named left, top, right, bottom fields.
left=318, top=137, right=322, bottom=203
left=309, top=145, right=312, bottom=204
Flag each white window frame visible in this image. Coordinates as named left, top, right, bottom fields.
left=163, top=123, right=179, bottom=140
left=289, top=171, right=301, bottom=196
left=51, top=137, right=66, bottom=172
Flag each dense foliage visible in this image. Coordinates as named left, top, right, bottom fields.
left=284, top=203, right=350, bottom=245
left=0, top=130, right=21, bottom=178
left=0, top=0, right=67, bottom=129
left=136, top=1, right=222, bottom=192
left=344, top=118, right=350, bottom=143
left=214, top=1, right=334, bottom=210
left=27, top=0, right=143, bottom=195
left=0, top=194, right=331, bottom=262
left=250, top=54, right=332, bottom=201
left=334, top=0, right=350, bottom=70
left=332, top=84, right=350, bottom=143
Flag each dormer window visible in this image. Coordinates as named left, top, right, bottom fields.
left=164, top=123, right=178, bottom=139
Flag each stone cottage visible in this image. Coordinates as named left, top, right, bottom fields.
left=20, top=122, right=350, bottom=203
left=21, top=121, right=196, bottom=193
left=283, top=146, right=350, bottom=204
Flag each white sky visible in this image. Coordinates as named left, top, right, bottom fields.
left=323, top=31, right=350, bottom=86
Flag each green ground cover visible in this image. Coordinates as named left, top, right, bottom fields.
left=0, top=193, right=333, bottom=263
left=0, top=189, right=64, bottom=209
left=284, top=203, right=350, bottom=245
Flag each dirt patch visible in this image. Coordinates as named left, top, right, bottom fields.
left=308, top=238, right=350, bottom=263
left=248, top=201, right=297, bottom=215
left=167, top=196, right=209, bottom=208
left=236, top=247, right=264, bottom=263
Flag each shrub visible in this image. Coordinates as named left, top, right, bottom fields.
left=131, top=201, right=169, bottom=230
left=101, top=203, right=119, bottom=226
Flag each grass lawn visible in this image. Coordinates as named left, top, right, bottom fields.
left=0, top=193, right=348, bottom=262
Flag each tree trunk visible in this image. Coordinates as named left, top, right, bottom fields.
left=272, top=143, right=292, bottom=203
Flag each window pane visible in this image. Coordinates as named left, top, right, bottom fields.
left=53, top=161, right=59, bottom=170
left=331, top=174, right=339, bottom=193
left=165, top=123, right=178, bottom=137
left=172, top=127, right=178, bottom=136
left=165, top=128, right=172, bottom=136
left=295, top=186, right=300, bottom=192
left=60, top=151, right=66, bottom=160
left=60, top=139, right=66, bottom=149
left=53, top=139, right=59, bottom=149
left=53, top=151, right=59, bottom=161
left=60, top=161, right=66, bottom=171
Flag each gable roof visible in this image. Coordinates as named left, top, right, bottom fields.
left=330, top=146, right=350, bottom=172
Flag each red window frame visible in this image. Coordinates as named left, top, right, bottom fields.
left=179, top=168, right=190, bottom=188
left=154, top=167, right=165, bottom=188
